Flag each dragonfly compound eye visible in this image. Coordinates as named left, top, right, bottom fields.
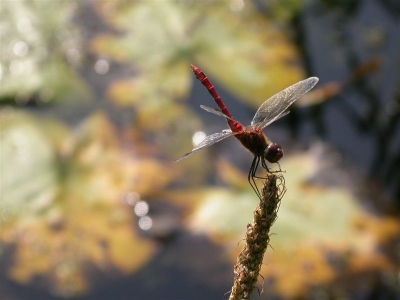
left=264, top=143, right=283, bottom=163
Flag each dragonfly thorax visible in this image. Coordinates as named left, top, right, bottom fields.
left=264, top=143, right=283, bottom=163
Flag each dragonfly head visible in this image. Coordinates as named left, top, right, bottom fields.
left=264, top=143, right=283, bottom=163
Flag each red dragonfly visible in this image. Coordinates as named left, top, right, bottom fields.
left=176, top=65, right=319, bottom=197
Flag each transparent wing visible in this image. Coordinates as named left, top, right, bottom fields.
left=200, top=105, right=243, bottom=124
left=175, top=129, right=234, bottom=163
left=251, top=77, right=319, bottom=129
left=259, top=110, right=290, bottom=129
left=200, top=105, right=233, bottom=120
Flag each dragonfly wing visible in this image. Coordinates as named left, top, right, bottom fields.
left=175, top=129, right=234, bottom=162
left=200, top=105, right=237, bottom=122
left=257, top=110, right=289, bottom=130
left=251, top=77, right=319, bottom=128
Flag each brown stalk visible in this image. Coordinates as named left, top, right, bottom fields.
left=229, top=174, right=286, bottom=300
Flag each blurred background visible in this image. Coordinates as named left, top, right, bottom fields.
left=1, top=0, right=399, bottom=299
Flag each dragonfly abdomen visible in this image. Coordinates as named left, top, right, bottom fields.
left=191, top=65, right=243, bottom=133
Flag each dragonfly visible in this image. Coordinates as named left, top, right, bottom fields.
left=176, top=65, right=319, bottom=197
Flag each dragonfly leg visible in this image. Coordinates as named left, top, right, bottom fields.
left=261, top=158, right=271, bottom=172
left=248, top=156, right=282, bottom=198
left=248, top=156, right=262, bottom=198
left=261, top=158, right=282, bottom=174
left=276, top=161, right=283, bottom=172
left=253, top=158, right=273, bottom=181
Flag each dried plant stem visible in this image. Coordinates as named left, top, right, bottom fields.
left=229, top=174, right=286, bottom=300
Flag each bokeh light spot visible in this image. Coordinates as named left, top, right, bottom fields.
left=134, top=201, right=149, bottom=217
left=13, top=41, right=29, bottom=57
left=124, top=192, right=140, bottom=205
left=192, top=131, right=206, bottom=146
left=94, top=59, right=109, bottom=74
left=66, top=48, right=81, bottom=64
left=138, top=216, right=152, bottom=231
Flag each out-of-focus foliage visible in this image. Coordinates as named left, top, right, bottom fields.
left=0, top=110, right=159, bottom=297
left=0, top=110, right=61, bottom=219
left=0, top=1, right=90, bottom=104
left=91, top=1, right=305, bottom=121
